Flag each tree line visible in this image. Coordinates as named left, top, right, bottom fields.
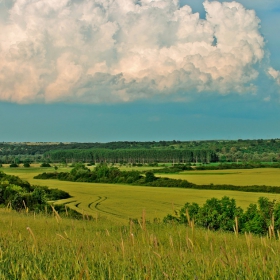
left=44, top=149, right=218, bottom=164
left=0, top=139, right=279, bottom=164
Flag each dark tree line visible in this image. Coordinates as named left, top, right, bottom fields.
left=44, top=149, right=218, bottom=164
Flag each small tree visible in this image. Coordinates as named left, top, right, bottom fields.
left=31, top=188, right=47, bottom=205
left=145, top=171, right=156, bottom=183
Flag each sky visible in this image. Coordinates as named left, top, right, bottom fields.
left=0, top=0, right=280, bottom=142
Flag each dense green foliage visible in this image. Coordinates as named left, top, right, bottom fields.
left=35, top=163, right=143, bottom=184
left=35, top=163, right=280, bottom=194
left=164, top=196, right=280, bottom=235
left=0, top=171, right=70, bottom=212
left=44, top=148, right=218, bottom=164
left=41, top=139, right=280, bottom=164
left=1, top=138, right=279, bottom=164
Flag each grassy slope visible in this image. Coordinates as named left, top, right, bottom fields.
left=2, top=166, right=280, bottom=223
left=0, top=209, right=279, bottom=279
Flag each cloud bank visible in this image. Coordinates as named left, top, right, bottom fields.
left=0, top=0, right=268, bottom=103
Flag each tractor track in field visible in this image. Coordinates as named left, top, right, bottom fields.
left=88, top=197, right=103, bottom=210
left=57, top=200, right=77, bottom=205
left=88, top=196, right=124, bottom=218
left=56, top=198, right=179, bottom=219
left=58, top=197, right=123, bottom=218
left=75, top=202, right=81, bottom=208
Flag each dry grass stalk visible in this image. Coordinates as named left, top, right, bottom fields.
left=26, top=227, right=37, bottom=246
left=51, top=205, right=62, bottom=223
left=169, top=236, right=174, bottom=251
left=79, top=267, right=90, bottom=280
left=142, top=209, right=146, bottom=231
left=245, top=232, right=252, bottom=250
left=22, top=200, right=27, bottom=210
left=65, top=205, right=68, bottom=217
left=130, top=232, right=135, bottom=246
left=186, top=209, right=191, bottom=225
left=6, top=201, right=12, bottom=212
left=269, top=214, right=275, bottom=239
left=120, top=238, right=125, bottom=258
left=233, top=217, right=239, bottom=237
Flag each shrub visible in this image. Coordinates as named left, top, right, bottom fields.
left=40, top=163, right=51, bottom=167
left=145, top=171, right=156, bottom=183
left=164, top=196, right=280, bottom=235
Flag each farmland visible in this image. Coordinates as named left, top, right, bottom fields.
left=156, top=168, right=280, bottom=187
left=2, top=165, right=280, bottom=223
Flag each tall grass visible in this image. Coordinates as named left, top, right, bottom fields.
left=1, top=209, right=280, bottom=279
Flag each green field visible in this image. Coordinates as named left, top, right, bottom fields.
left=2, top=166, right=280, bottom=224
left=156, top=168, right=280, bottom=186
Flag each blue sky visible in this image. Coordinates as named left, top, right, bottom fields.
left=0, top=0, right=280, bottom=142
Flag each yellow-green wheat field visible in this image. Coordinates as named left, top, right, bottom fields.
left=2, top=166, right=280, bottom=223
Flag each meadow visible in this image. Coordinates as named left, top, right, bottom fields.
left=1, top=208, right=280, bottom=279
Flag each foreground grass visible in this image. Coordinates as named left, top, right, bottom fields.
left=1, top=209, right=280, bottom=279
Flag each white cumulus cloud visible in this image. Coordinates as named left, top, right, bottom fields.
left=0, top=0, right=267, bottom=103
left=268, top=67, right=280, bottom=85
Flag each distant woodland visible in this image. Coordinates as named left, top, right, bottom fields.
left=0, top=139, right=279, bottom=164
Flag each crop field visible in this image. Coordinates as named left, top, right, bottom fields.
left=156, top=168, right=280, bottom=187
left=2, top=166, right=280, bottom=224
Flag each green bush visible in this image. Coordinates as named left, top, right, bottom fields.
left=40, top=163, right=51, bottom=167
left=164, top=196, right=280, bottom=235
left=0, top=171, right=71, bottom=213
